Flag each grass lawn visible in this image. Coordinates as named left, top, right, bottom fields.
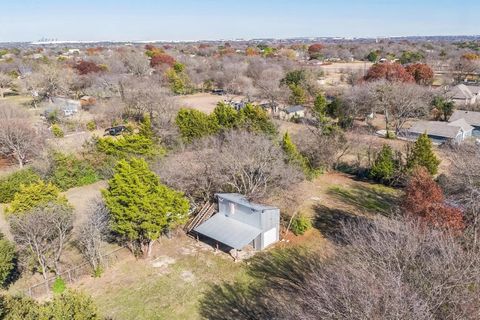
left=328, top=183, right=400, bottom=216
left=75, top=236, right=247, bottom=320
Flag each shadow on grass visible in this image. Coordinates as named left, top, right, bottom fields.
left=327, top=184, right=398, bottom=216
left=313, top=204, right=370, bottom=245
left=199, top=248, right=318, bottom=320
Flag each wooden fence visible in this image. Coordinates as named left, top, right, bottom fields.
left=23, top=247, right=126, bottom=299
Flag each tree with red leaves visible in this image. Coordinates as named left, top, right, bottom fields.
left=74, top=60, right=103, bottom=75
left=150, top=53, right=176, bottom=68
left=403, top=167, right=464, bottom=233
left=308, top=43, right=324, bottom=59
left=364, top=62, right=414, bottom=83
left=405, top=63, right=434, bottom=85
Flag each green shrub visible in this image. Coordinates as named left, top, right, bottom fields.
left=0, top=168, right=41, bottom=203
left=96, top=133, right=161, bottom=158
left=290, top=214, right=312, bottom=236
left=86, top=121, right=96, bottom=131
left=48, top=153, right=99, bottom=191
left=0, top=234, right=16, bottom=288
left=51, top=124, right=64, bottom=138
left=92, top=267, right=104, bottom=278
left=370, top=144, right=396, bottom=183
left=5, top=180, right=69, bottom=214
left=52, top=277, right=66, bottom=294
left=176, top=108, right=219, bottom=142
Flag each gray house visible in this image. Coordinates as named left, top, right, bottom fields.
left=408, top=119, right=473, bottom=144
left=194, top=193, right=280, bottom=251
left=449, top=110, right=480, bottom=137
left=449, top=84, right=480, bottom=106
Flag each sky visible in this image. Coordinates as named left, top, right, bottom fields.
left=0, top=0, right=479, bottom=42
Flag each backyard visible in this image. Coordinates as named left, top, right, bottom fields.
left=61, top=172, right=401, bottom=319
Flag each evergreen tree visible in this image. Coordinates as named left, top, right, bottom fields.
left=0, top=233, right=15, bottom=288
left=406, top=133, right=440, bottom=175
left=43, top=290, right=101, bottom=320
left=175, top=108, right=219, bottom=143
left=239, top=104, right=277, bottom=135
left=370, top=144, right=396, bottom=183
left=102, top=158, right=190, bottom=257
left=213, top=102, right=240, bottom=129
left=282, top=132, right=318, bottom=179
left=288, top=84, right=307, bottom=105
left=313, top=94, right=327, bottom=122
left=6, top=181, right=68, bottom=214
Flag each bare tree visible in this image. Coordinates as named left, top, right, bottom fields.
left=9, top=203, right=73, bottom=280
left=22, top=63, right=73, bottom=106
left=76, top=199, right=110, bottom=273
left=346, top=81, right=431, bottom=134
left=444, top=143, right=480, bottom=245
left=121, top=51, right=151, bottom=77
left=156, top=131, right=303, bottom=202
left=0, top=103, right=44, bottom=167
left=120, top=78, right=180, bottom=144
left=0, top=73, right=13, bottom=99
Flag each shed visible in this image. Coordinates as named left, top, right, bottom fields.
left=280, top=105, right=305, bottom=120
left=194, top=193, right=280, bottom=251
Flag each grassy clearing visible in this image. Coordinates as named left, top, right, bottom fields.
left=76, top=238, right=247, bottom=320
left=327, top=183, right=400, bottom=215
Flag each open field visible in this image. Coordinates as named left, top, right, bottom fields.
left=177, top=93, right=245, bottom=114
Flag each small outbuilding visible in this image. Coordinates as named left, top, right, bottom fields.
left=194, top=193, right=280, bottom=251
left=280, top=105, right=305, bottom=120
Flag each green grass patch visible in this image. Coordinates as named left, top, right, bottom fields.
left=328, top=183, right=399, bottom=215
left=92, top=250, right=247, bottom=320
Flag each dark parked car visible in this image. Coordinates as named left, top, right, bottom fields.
left=104, top=125, right=127, bottom=136
left=212, top=89, right=226, bottom=95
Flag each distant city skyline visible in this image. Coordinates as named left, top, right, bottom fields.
left=1, top=0, right=479, bottom=42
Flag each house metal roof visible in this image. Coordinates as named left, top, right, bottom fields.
left=215, top=193, right=277, bottom=211
left=194, top=213, right=262, bottom=250
left=408, top=120, right=472, bottom=139
left=285, top=105, right=305, bottom=113
left=449, top=110, right=480, bottom=127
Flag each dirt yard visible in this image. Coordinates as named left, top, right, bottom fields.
left=177, top=93, right=245, bottom=114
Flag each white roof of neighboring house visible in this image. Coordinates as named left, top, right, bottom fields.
left=409, top=120, right=473, bottom=139
left=449, top=110, right=480, bottom=127
left=450, top=84, right=474, bottom=100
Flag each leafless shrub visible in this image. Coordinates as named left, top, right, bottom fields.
left=443, top=143, right=480, bottom=245
left=76, top=199, right=110, bottom=273
left=9, top=203, right=74, bottom=280
left=156, top=130, right=303, bottom=202
left=0, top=103, right=45, bottom=167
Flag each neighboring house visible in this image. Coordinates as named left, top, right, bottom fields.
left=449, top=110, right=480, bottom=137
left=194, top=193, right=280, bottom=251
left=227, top=100, right=247, bottom=111
left=45, top=97, right=81, bottom=117
left=408, top=119, right=473, bottom=144
left=280, top=105, right=305, bottom=120
left=449, top=84, right=480, bottom=106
